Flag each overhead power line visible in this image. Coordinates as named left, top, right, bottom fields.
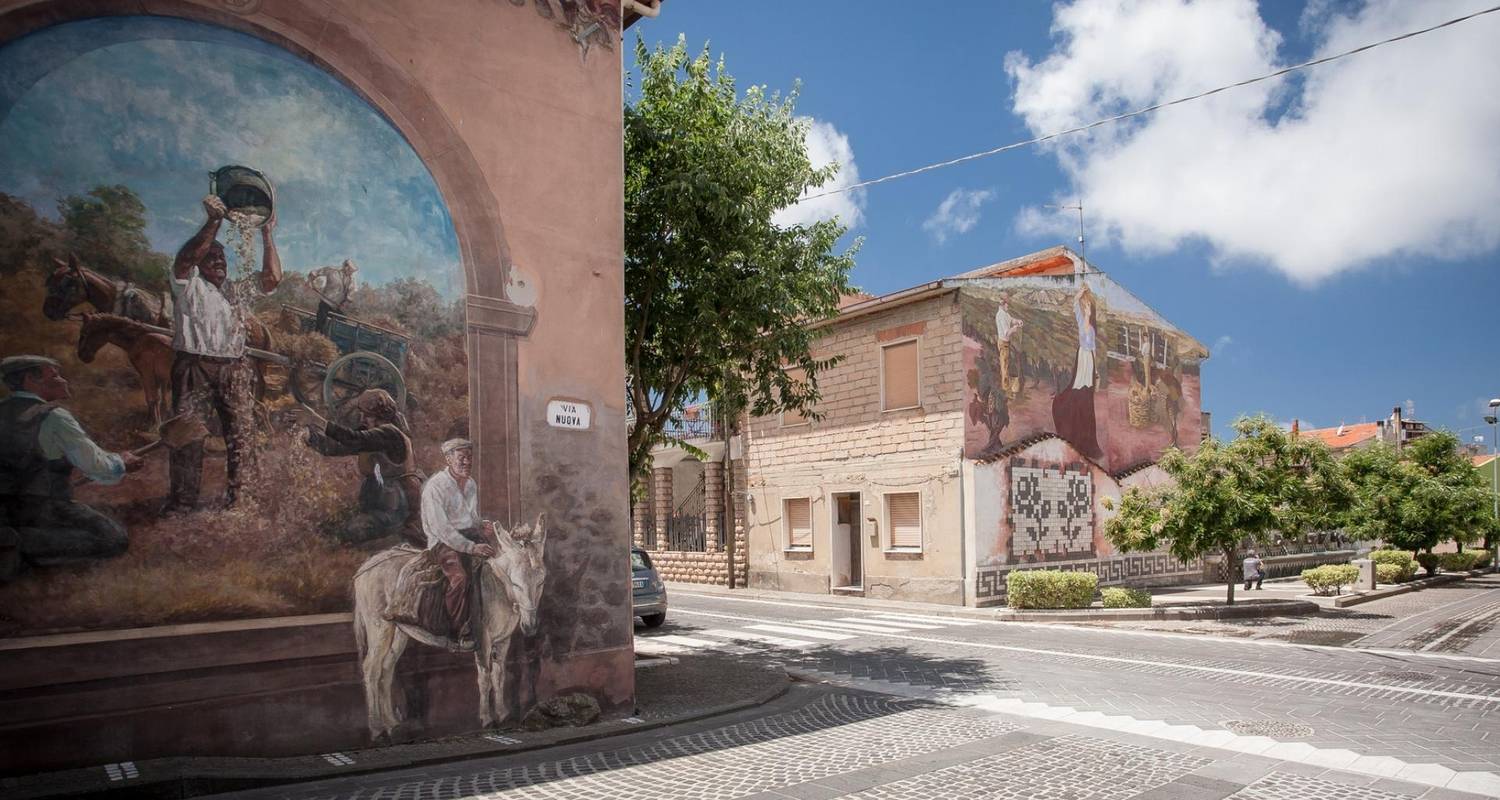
left=799, top=4, right=1500, bottom=202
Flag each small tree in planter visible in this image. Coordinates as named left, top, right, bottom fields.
left=1104, top=415, right=1350, bottom=605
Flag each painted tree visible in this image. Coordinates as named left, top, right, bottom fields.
left=57, top=185, right=169, bottom=290
left=1341, top=432, right=1492, bottom=554
left=1103, top=415, right=1350, bottom=605
left=624, top=37, right=857, bottom=487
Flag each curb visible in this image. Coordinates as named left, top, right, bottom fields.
left=989, top=599, right=1319, bottom=622
left=1331, top=569, right=1483, bottom=608
left=6, top=665, right=793, bottom=800
left=667, top=582, right=1320, bottom=623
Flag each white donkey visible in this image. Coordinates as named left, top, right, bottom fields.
left=352, top=513, right=547, bottom=740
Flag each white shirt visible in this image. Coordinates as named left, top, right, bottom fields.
left=994, top=304, right=1020, bottom=342
left=170, top=265, right=248, bottom=358
left=421, top=467, right=482, bottom=553
left=14, top=392, right=126, bottom=485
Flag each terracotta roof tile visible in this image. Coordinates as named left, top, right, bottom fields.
left=1301, top=421, right=1381, bottom=449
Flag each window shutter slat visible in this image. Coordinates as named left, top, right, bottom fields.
left=887, top=492, right=921, bottom=549
left=786, top=498, right=812, bottom=549
left=882, top=340, right=919, bottom=410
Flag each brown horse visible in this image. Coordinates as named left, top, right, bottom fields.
left=77, top=313, right=174, bottom=426
left=44, top=254, right=172, bottom=328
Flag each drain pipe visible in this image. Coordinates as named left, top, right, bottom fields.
left=623, top=0, right=662, bottom=18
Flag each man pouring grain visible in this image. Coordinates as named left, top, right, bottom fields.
left=160, top=194, right=282, bottom=513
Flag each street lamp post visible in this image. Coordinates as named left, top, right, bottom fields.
left=1486, top=399, right=1500, bottom=569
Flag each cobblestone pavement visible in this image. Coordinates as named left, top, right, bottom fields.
left=209, top=686, right=1489, bottom=800
left=651, top=590, right=1500, bottom=774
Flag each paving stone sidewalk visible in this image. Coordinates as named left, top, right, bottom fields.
left=0, top=652, right=790, bottom=800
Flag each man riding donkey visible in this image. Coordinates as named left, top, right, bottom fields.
left=410, top=438, right=504, bottom=645
left=295, top=389, right=425, bottom=546
left=0, top=356, right=146, bottom=581
left=161, top=194, right=282, bottom=513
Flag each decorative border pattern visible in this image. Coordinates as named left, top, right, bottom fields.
left=975, top=553, right=1204, bottom=600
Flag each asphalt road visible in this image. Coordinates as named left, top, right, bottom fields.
left=208, top=582, right=1500, bottom=799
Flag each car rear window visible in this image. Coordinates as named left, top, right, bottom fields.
left=631, top=550, right=652, bottom=572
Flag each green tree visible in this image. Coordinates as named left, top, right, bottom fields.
left=0, top=192, right=65, bottom=274
left=1103, top=415, right=1350, bottom=605
left=58, top=185, right=169, bottom=291
left=624, top=38, right=857, bottom=487
left=1342, top=432, right=1492, bottom=554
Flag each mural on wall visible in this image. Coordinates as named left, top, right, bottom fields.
left=0, top=16, right=558, bottom=731
left=961, top=274, right=1205, bottom=470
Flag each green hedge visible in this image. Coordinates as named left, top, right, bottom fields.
left=1375, top=562, right=1409, bottom=584
left=1006, top=570, right=1098, bottom=609
left=1416, top=552, right=1440, bottom=576
left=1369, top=549, right=1418, bottom=581
left=1100, top=586, right=1152, bottom=608
left=1475, top=551, right=1494, bottom=569
left=1303, top=564, right=1359, bottom=596
left=1438, top=552, right=1479, bottom=572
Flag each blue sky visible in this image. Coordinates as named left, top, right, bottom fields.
left=0, top=16, right=462, bottom=298
left=629, top=0, right=1500, bottom=443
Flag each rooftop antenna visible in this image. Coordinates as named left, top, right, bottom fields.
left=1045, top=202, right=1086, bottom=270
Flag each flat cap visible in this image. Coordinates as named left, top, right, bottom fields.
left=441, top=438, right=473, bottom=455
left=1, top=355, right=60, bottom=376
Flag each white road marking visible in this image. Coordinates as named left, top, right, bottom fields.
left=747, top=624, right=854, bottom=641
left=649, top=634, right=745, bottom=651
left=674, top=592, right=1500, bottom=664
left=104, top=762, right=138, bottom=781
left=322, top=752, right=355, bottom=766
left=483, top=733, right=522, bottom=744
left=790, top=619, right=922, bottom=635
left=834, top=616, right=945, bottom=630
left=869, top=612, right=978, bottom=626
left=1350, top=580, right=1500, bottom=643
left=673, top=608, right=1500, bottom=704
left=1420, top=601, right=1500, bottom=652
left=699, top=629, right=817, bottom=648
left=945, top=693, right=1500, bottom=796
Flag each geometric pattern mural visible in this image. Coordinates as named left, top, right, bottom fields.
left=1009, top=464, right=1093, bottom=558
left=975, top=554, right=1205, bottom=601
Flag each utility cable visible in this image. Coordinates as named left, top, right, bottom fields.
left=798, top=3, right=1500, bottom=202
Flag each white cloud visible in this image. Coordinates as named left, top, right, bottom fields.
left=922, top=188, right=994, bottom=244
left=772, top=118, right=865, bottom=229
left=1212, top=334, right=1233, bottom=355
left=1006, top=0, right=1500, bottom=284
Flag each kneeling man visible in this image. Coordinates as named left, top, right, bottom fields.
left=420, top=438, right=496, bottom=639
left=0, top=356, right=143, bottom=581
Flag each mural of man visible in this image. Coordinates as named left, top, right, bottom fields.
left=297, top=389, right=425, bottom=546
left=420, top=438, right=498, bottom=639
left=0, top=355, right=143, bottom=581
left=161, top=194, right=282, bottom=513
left=308, top=258, right=358, bottom=331
left=993, top=296, right=1023, bottom=398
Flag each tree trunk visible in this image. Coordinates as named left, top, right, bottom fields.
left=1224, top=546, right=1237, bottom=606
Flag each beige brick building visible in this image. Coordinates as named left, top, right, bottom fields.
left=743, top=247, right=1213, bottom=606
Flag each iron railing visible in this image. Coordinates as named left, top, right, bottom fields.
left=667, top=474, right=712, bottom=552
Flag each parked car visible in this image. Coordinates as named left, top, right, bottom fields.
left=632, top=547, right=667, bottom=628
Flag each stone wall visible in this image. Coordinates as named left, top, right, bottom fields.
left=632, top=457, right=748, bottom=588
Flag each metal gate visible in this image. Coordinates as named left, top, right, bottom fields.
left=667, top=474, right=712, bottom=552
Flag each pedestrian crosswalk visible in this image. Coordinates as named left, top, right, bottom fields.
left=635, top=612, right=978, bottom=656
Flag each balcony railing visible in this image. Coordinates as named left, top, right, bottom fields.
left=661, top=401, right=723, bottom=442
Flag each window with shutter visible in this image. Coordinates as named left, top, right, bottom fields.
left=784, top=497, right=812, bottom=550
left=886, top=492, right=921, bottom=550
left=782, top=366, right=809, bottom=426
left=881, top=339, right=919, bottom=411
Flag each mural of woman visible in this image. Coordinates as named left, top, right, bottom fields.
left=1052, top=281, right=1102, bottom=458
